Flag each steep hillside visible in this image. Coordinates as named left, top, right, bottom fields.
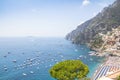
left=94, top=27, right=120, bottom=56
left=66, top=0, right=120, bottom=44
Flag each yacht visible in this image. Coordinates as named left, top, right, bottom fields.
left=30, top=71, right=34, bottom=74
left=22, top=73, right=27, bottom=76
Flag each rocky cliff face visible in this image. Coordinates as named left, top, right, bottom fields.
left=66, top=0, right=120, bottom=44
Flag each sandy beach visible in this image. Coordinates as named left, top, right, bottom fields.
left=92, top=56, right=120, bottom=80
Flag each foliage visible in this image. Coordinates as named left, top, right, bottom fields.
left=49, top=60, right=89, bottom=80
left=90, top=35, right=103, bottom=48
left=79, top=77, right=90, bottom=80
left=117, top=75, right=120, bottom=80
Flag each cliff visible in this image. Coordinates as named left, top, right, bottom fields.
left=66, top=0, right=120, bottom=45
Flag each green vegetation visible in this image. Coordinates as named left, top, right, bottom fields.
left=49, top=60, right=89, bottom=80
left=90, top=35, right=104, bottom=48
left=79, top=77, right=90, bottom=80
left=117, top=75, right=120, bottom=80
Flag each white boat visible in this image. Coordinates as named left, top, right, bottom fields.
left=74, top=49, right=78, bottom=52
left=12, top=60, right=17, bottom=63
left=22, top=73, right=27, bottom=76
left=79, top=55, right=83, bottom=58
left=4, top=67, right=8, bottom=71
left=30, top=71, right=34, bottom=74
left=88, top=51, right=96, bottom=56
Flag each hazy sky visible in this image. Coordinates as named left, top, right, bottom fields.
left=0, top=0, right=115, bottom=37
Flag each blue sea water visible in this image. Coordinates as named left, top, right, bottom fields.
left=0, top=37, right=102, bottom=80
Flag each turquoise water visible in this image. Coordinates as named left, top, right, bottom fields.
left=0, top=37, right=102, bottom=80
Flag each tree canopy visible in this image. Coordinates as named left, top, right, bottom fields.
left=49, top=60, right=89, bottom=80
left=117, top=75, right=120, bottom=80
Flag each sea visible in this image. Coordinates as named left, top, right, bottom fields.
left=0, top=37, right=103, bottom=80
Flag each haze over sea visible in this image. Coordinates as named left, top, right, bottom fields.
left=0, top=37, right=103, bottom=80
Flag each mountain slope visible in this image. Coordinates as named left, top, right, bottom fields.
left=66, top=0, right=120, bottom=44
left=95, top=26, right=120, bottom=56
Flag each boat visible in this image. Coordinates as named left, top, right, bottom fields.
left=12, top=60, right=17, bottom=63
left=74, top=49, right=78, bottom=52
left=22, top=73, right=27, bottom=76
left=88, top=51, right=96, bottom=56
left=79, top=55, right=83, bottom=58
left=4, top=67, right=8, bottom=71
left=30, top=71, right=34, bottom=74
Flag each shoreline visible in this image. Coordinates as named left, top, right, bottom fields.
left=91, top=55, right=120, bottom=80
left=91, top=56, right=108, bottom=80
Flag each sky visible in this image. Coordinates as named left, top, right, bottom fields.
left=0, top=0, right=115, bottom=37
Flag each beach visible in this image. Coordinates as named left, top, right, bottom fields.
left=92, top=56, right=120, bottom=80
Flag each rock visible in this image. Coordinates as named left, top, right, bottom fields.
left=66, top=0, right=120, bottom=45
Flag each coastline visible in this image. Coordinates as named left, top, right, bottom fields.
left=91, top=55, right=120, bottom=80
left=91, top=56, right=107, bottom=80
left=91, top=57, right=108, bottom=80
